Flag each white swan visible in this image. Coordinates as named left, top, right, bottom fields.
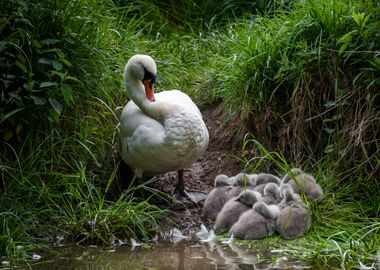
left=120, top=54, right=209, bottom=203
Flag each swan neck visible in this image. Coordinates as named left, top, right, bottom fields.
left=125, top=73, right=167, bottom=122
left=125, top=72, right=144, bottom=107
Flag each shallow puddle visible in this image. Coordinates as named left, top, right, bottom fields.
left=29, top=238, right=315, bottom=270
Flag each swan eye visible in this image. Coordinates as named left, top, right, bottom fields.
left=143, top=67, right=156, bottom=83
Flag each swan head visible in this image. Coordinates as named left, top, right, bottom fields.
left=124, top=54, right=157, bottom=102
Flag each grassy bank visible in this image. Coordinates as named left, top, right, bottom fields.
left=236, top=139, right=379, bottom=268
left=0, top=0, right=173, bottom=262
left=1, top=0, right=379, bottom=268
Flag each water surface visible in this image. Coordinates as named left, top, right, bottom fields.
left=30, top=238, right=314, bottom=270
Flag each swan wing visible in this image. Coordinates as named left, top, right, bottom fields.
left=120, top=101, right=166, bottom=173
left=120, top=100, right=164, bottom=138
left=120, top=91, right=208, bottom=176
left=156, top=90, right=203, bottom=118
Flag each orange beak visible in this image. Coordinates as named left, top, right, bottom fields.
left=143, top=79, right=155, bottom=102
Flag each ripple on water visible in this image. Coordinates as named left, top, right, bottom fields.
left=29, top=238, right=317, bottom=270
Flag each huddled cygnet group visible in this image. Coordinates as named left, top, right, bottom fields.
left=202, top=168, right=324, bottom=240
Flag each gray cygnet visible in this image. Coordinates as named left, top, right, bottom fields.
left=229, top=201, right=279, bottom=240
left=213, top=190, right=261, bottom=233
left=275, top=188, right=311, bottom=240
left=202, top=174, right=233, bottom=221
left=253, top=173, right=281, bottom=195
left=282, top=169, right=323, bottom=201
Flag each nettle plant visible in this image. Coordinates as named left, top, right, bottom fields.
left=0, top=1, right=77, bottom=140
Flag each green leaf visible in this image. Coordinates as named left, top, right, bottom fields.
left=351, top=12, right=363, bottom=27
left=324, top=128, right=335, bottom=134
left=0, top=107, right=24, bottom=124
left=324, top=144, right=335, bottom=153
left=324, top=101, right=336, bottom=108
left=41, top=38, right=60, bottom=45
left=48, top=109, right=60, bottom=123
left=23, top=81, right=34, bottom=91
left=3, top=130, right=13, bottom=141
left=63, top=75, right=80, bottom=83
left=16, top=61, right=28, bottom=73
left=32, top=39, right=42, bottom=49
left=337, top=32, right=354, bottom=45
left=50, top=71, right=65, bottom=80
left=48, top=98, right=62, bottom=115
left=16, top=124, right=23, bottom=136
left=8, top=92, right=21, bottom=100
left=40, top=82, right=57, bottom=88
left=60, top=56, right=72, bottom=67
left=362, top=14, right=371, bottom=30
left=336, top=32, right=355, bottom=54
left=52, top=60, right=63, bottom=71
left=31, top=96, right=46, bottom=105
left=0, top=41, right=6, bottom=52
left=61, top=84, right=73, bottom=104
left=332, top=114, right=342, bottom=121
left=351, top=12, right=371, bottom=30
left=38, top=57, right=52, bottom=65
left=370, top=58, right=380, bottom=71
left=338, top=43, right=348, bottom=55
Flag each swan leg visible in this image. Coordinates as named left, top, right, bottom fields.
left=174, top=169, right=207, bottom=205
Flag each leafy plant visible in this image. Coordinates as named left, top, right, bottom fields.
left=211, top=0, right=379, bottom=180
left=113, top=0, right=289, bottom=32
left=0, top=0, right=79, bottom=140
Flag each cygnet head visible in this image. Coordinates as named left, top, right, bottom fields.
left=255, top=173, right=281, bottom=186
left=214, top=174, right=231, bottom=187
left=281, top=187, right=300, bottom=203
left=233, top=173, right=247, bottom=186
left=232, top=173, right=256, bottom=187
left=281, top=168, right=304, bottom=183
left=263, top=182, right=280, bottom=198
left=278, top=183, right=294, bottom=198
left=292, top=173, right=323, bottom=200
left=253, top=201, right=279, bottom=220
left=236, top=190, right=261, bottom=206
left=295, top=173, right=317, bottom=184
left=247, top=174, right=258, bottom=187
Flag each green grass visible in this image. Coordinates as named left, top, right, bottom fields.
left=228, top=137, right=379, bottom=268
left=212, top=0, right=379, bottom=164
left=0, top=0, right=172, bottom=264
left=1, top=0, right=379, bottom=268
left=0, top=110, right=171, bottom=262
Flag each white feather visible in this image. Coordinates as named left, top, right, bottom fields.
left=120, top=55, right=209, bottom=177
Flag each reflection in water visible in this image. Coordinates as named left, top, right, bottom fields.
left=31, top=238, right=312, bottom=270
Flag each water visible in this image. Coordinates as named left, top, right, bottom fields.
left=30, top=238, right=314, bottom=270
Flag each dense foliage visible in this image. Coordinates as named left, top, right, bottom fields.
left=0, top=0, right=379, bottom=268
left=213, top=0, right=380, bottom=210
